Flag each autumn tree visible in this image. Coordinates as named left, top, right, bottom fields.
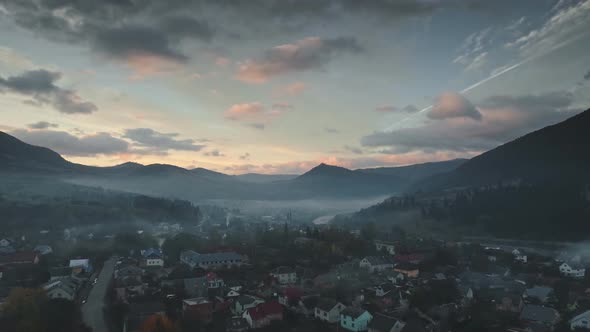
left=140, top=314, right=177, bottom=332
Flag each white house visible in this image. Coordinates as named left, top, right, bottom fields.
left=0, top=239, right=11, bottom=247
left=140, top=248, right=164, bottom=267
left=314, top=299, right=346, bottom=323
left=233, top=295, right=264, bottom=315
left=341, top=308, right=373, bottom=331
left=375, top=241, right=396, bottom=255
left=359, top=257, right=393, bottom=273
left=560, top=262, right=585, bottom=278
left=570, top=310, right=590, bottom=330
left=270, top=266, right=297, bottom=285
left=43, top=278, right=79, bottom=301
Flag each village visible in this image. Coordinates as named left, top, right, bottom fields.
left=2, top=220, right=590, bottom=332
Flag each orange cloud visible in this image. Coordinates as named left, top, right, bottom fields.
left=215, top=57, right=230, bottom=67
left=281, top=82, right=307, bottom=96
left=126, top=53, right=182, bottom=80
left=224, top=102, right=266, bottom=120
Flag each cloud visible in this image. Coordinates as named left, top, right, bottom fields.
left=585, top=70, right=590, bottom=80
left=343, top=145, right=363, bottom=155
left=204, top=149, right=224, bottom=157
left=94, top=25, right=188, bottom=63
left=375, top=105, right=396, bottom=112
left=225, top=102, right=292, bottom=128
left=375, top=104, right=419, bottom=113
left=236, top=36, right=362, bottom=83
left=28, top=121, right=58, bottom=129
left=0, top=69, right=97, bottom=114
left=324, top=128, right=340, bottom=134
left=239, top=152, right=251, bottom=160
left=505, top=0, right=590, bottom=58
left=248, top=123, right=266, bottom=130
left=10, top=129, right=129, bottom=156
left=123, top=128, right=206, bottom=152
left=159, top=15, right=214, bottom=42
left=362, top=91, right=580, bottom=153
left=224, top=103, right=266, bottom=120
left=428, top=92, right=482, bottom=121
left=281, top=82, right=307, bottom=96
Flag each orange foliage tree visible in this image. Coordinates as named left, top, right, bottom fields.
left=140, top=314, right=177, bottom=332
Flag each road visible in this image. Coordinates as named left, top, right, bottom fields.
left=82, top=257, right=117, bottom=332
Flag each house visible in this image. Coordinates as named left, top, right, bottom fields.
left=33, top=245, right=53, bottom=255
left=115, top=265, right=144, bottom=281
left=180, top=250, right=243, bottom=269
left=115, top=277, right=147, bottom=301
left=43, top=277, right=79, bottom=301
left=226, top=289, right=241, bottom=298
left=278, top=287, right=303, bottom=307
left=393, top=263, right=419, bottom=278
left=494, top=290, right=524, bottom=313
left=569, top=310, right=590, bottom=330
left=49, top=267, right=72, bottom=280
left=140, top=248, right=164, bottom=267
left=519, top=305, right=560, bottom=328
left=368, top=313, right=405, bottom=332
left=183, top=297, right=213, bottom=323
left=206, top=272, right=224, bottom=288
left=270, top=266, right=297, bottom=285
left=226, top=317, right=249, bottom=332
left=341, top=307, right=373, bottom=331
left=315, top=298, right=346, bottom=323
left=360, top=257, right=393, bottom=273
left=525, top=286, right=553, bottom=303
left=375, top=241, right=396, bottom=255
left=387, top=271, right=406, bottom=285
left=242, top=301, right=283, bottom=329
left=69, top=259, right=92, bottom=274
left=0, top=251, right=39, bottom=266
left=0, top=238, right=12, bottom=247
left=233, top=295, right=264, bottom=315
left=559, top=262, right=585, bottom=278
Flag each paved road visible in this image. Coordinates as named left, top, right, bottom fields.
left=82, top=257, right=117, bottom=332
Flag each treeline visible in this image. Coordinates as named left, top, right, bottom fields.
left=340, top=183, right=590, bottom=241
left=0, top=190, right=201, bottom=230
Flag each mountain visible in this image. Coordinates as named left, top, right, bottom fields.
left=191, top=167, right=235, bottom=181
left=234, top=173, right=297, bottom=183
left=413, top=109, right=590, bottom=191
left=358, top=159, right=467, bottom=182
left=0, top=131, right=73, bottom=172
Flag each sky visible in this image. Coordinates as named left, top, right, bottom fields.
left=1, top=0, right=589, bottom=174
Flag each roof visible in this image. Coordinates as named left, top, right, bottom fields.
left=246, top=301, right=283, bottom=320
left=181, top=250, right=242, bottom=265
left=520, top=305, right=559, bottom=324
left=316, top=298, right=339, bottom=312
left=341, top=307, right=369, bottom=320
left=236, top=295, right=261, bottom=306
left=141, top=248, right=163, bottom=259
left=69, top=259, right=89, bottom=268
left=526, top=286, right=552, bottom=301
left=0, top=251, right=37, bottom=264
left=369, top=313, right=399, bottom=332
left=282, top=287, right=303, bottom=299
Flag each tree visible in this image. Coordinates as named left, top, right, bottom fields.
left=140, top=314, right=177, bottom=332
left=2, top=288, right=48, bottom=332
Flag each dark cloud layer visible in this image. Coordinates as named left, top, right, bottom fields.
left=362, top=91, right=580, bottom=153
left=584, top=70, right=590, bottom=80
left=0, top=69, right=97, bottom=114
left=28, top=121, right=59, bottom=129
left=123, top=128, right=206, bottom=152
left=237, top=36, right=362, bottom=82
left=11, top=129, right=129, bottom=156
